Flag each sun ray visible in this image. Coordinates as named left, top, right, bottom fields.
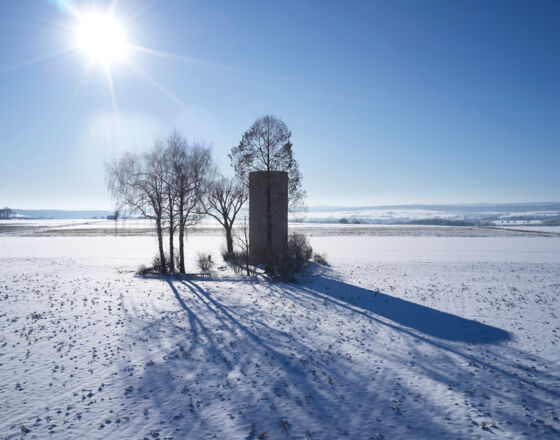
left=0, top=46, right=76, bottom=74
left=52, top=64, right=92, bottom=132
left=124, top=59, right=187, bottom=109
left=53, top=0, right=83, bottom=19
left=127, top=43, right=233, bottom=73
left=104, top=65, right=121, bottom=127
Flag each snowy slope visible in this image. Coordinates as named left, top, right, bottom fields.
left=0, top=233, right=559, bottom=439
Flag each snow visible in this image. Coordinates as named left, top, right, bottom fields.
left=1, top=227, right=559, bottom=439
left=305, top=205, right=560, bottom=224
left=4, top=219, right=559, bottom=240
left=495, top=225, right=560, bottom=234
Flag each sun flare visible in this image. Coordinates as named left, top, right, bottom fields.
left=75, top=14, right=127, bottom=65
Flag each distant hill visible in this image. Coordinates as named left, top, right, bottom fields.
left=304, top=202, right=560, bottom=225
left=12, top=209, right=113, bottom=219
left=307, top=202, right=560, bottom=213
left=9, top=202, right=560, bottom=223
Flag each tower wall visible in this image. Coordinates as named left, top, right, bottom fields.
left=249, top=171, right=288, bottom=265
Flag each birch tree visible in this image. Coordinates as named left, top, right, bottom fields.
left=106, top=142, right=168, bottom=273
left=166, top=132, right=213, bottom=274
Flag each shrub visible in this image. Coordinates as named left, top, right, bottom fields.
left=136, top=253, right=173, bottom=275
left=312, top=253, right=329, bottom=266
left=232, top=249, right=252, bottom=275
left=136, top=264, right=151, bottom=276
left=152, top=253, right=172, bottom=274
left=222, top=250, right=251, bottom=276
left=278, top=232, right=313, bottom=277
left=221, top=246, right=234, bottom=262
left=196, top=253, right=214, bottom=272
left=223, top=249, right=251, bottom=275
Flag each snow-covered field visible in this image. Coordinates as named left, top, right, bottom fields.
left=2, top=219, right=560, bottom=238
left=495, top=225, right=560, bottom=234
left=1, top=228, right=559, bottom=439
left=305, top=204, right=560, bottom=225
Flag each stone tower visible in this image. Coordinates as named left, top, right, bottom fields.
left=249, top=171, right=288, bottom=265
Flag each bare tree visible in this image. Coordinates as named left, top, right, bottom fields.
left=165, top=181, right=177, bottom=273
left=233, top=213, right=252, bottom=276
left=202, top=176, right=247, bottom=256
left=0, top=207, right=12, bottom=220
left=229, top=115, right=304, bottom=272
left=166, top=132, right=213, bottom=274
left=163, top=141, right=178, bottom=273
left=106, top=142, right=169, bottom=273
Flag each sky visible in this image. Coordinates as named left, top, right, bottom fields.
left=0, top=0, right=558, bottom=210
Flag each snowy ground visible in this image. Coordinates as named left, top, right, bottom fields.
left=305, top=205, right=560, bottom=225
left=2, top=219, right=560, bottom=238
left=1, top=228, right=559, bottom=439
left=493, top=225, right=560, bottom=234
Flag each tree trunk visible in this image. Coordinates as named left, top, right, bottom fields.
left=156, top=218, right=167, bottom=274
left=178, top=200, right=185, bottom=274
left=169, top=213, right=175, bottom=273
left=225, top=226, right=233, bottom=255
left=179, top=223, right=185, bottom=274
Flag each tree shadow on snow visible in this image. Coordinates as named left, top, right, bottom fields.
left=279, top=267, right=560, bottom=399
left=141, top=269, right=506, bottom=344
left=294, top=267, right=510, bottom=344
left=118, top=268, right=558, bottom=439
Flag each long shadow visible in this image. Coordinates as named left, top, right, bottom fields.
left=295, top=269, right=510, bottom=344
left=277, top=268, right=559, bottom=400
left=120, top=271, right=558, bottom=438
left=163, top=279, right=464, bottom=437
left=179, top=279, right=298, bottom=360
left=155, top=269, right=509, bottom=344
left=165, top=277, right=222, bottom=355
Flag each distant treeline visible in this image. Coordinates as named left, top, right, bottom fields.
left=330, top=217, right=478, bottom=226
left=0, top=207, right=13, bottom=219
left=308, top=202, right=560, bottom=213
left=406, top=219, right=477, bottom=226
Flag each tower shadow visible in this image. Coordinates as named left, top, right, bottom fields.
left=284, top=267, right=510, bottom=344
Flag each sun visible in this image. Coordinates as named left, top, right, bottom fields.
left=75, top=14, right=127, bottom=65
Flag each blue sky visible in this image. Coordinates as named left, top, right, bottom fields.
left=0, top=0, right=558, bottom=209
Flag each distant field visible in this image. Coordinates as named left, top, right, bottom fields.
left=1, top=219, right=559, bottom=238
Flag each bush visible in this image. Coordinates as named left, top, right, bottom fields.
left=136, top=253, right=170, bottom=275
left=312, top=252, right=329, bottom=266
left=227, top=249, right=252, bottom=275
left=152, top=253, right=172, bottom=274
left=135, top=253, right=174, bottom=275
left=136, top=264, right=151, bottom=276
left=278, top=232, right=313, bottom=277
left=196, top=253, right=214, bottom=272
left=221, top=246, right=234, bottom=262
left=222, top=247, right=252, bottom=276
